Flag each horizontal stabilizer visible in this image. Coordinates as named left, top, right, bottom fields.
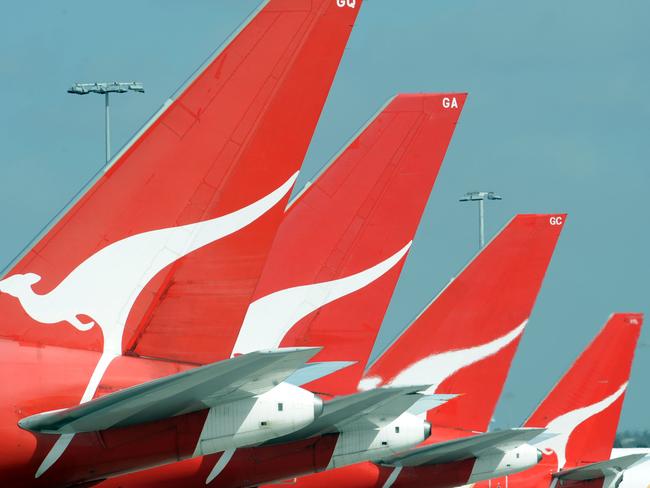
left=356, top=393, right=454, bottom=431
left=19, top=348, right=320, bottom=434
left=552, top=453, right=646, bottom=481
left=285, top=361, right=356, bottom=387
left=382, top=427, right=545, bottom=467
left=407, top=394, right=459, bottom=416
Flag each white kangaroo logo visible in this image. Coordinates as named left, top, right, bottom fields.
left=538, top=382, right=627, bottom=470
left=358, top=320, right=527, bottom=393
left=232, top=242, right=411, bottom=356
left=0, top=172, right=297, bottom=477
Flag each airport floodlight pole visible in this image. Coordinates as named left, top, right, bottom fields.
left=67, top=82, right=145, bottom=163
left=459, top=191, right=502, bottom=249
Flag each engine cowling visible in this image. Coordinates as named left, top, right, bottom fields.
left=194, top=382, right=323, bottom=456
left=328, top=412, right=431, bottom=469
left=467, top=443, right=542, bottom=482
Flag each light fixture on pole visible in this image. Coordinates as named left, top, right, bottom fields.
left=459, top=191, right=502, bottom=249
left=67, top=82, right=145, bottom=163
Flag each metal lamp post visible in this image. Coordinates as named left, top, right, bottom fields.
left=459, top=191, right=502, bottom=249
left=67, top=81, right=144, bottom=163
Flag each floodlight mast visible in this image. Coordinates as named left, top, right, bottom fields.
left=459, top=191, right=502, bottom=249
left=67, top=82, right=144, bottom=163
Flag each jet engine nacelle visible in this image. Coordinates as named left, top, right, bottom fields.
left=329, top=412, right=431, bottom=468
left=194, top=382, right=323, bottom=456
left=468, top=443, right=542, bottom=482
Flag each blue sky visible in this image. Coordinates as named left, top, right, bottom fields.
left=0, top=0, right=648, bottom=431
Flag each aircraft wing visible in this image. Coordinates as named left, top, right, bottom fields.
left=19, top=348, right=321, bottom=435
left=320, top=386, right=430, bottom=432
left=270, top=386, right=449, bottom=443
left=380, top=428, right=545, bottom=467
left=285, top=361, right=357, bottom=387
left=348, top=393, right=454, bottom=431
left=551, top=453, right=647, bottom=481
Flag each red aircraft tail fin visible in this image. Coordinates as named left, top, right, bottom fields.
left=524, top=313, right=643, bottom=470
left=0, top=0, right=360, bottom=365
left=232, top=93, right=467, bottom=396
left=363, top=214, right=566, bottom=432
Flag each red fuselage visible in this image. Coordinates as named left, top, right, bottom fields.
left=0, top=341, right=480, bottom=488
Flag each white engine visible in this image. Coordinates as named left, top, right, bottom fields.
left=328, top=412, right=431, bottom=469
left=193, top=382, right=323, bottom=456
left=467, top=443, right=542, bottom=482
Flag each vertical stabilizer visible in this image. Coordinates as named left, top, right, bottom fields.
left=363, top=214, right=566, bottom=432
left=0, top=0, right=361, bottom=367
left=525, top=313, right=643, bottom=470
left=233, top=93, right=467, bottom=395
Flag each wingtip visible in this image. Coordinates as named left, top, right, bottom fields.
left=254, top=346, right=323, bottom=363
left=390, top=383, right=434, bottom=394
left=263, top=346, right=322, bottom=352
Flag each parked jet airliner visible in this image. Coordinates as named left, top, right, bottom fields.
left=98, top=213, right=564, bottom=487
left=474, top=313, right=644, bottom=488
left=0, top=0, right=362, bottom=485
